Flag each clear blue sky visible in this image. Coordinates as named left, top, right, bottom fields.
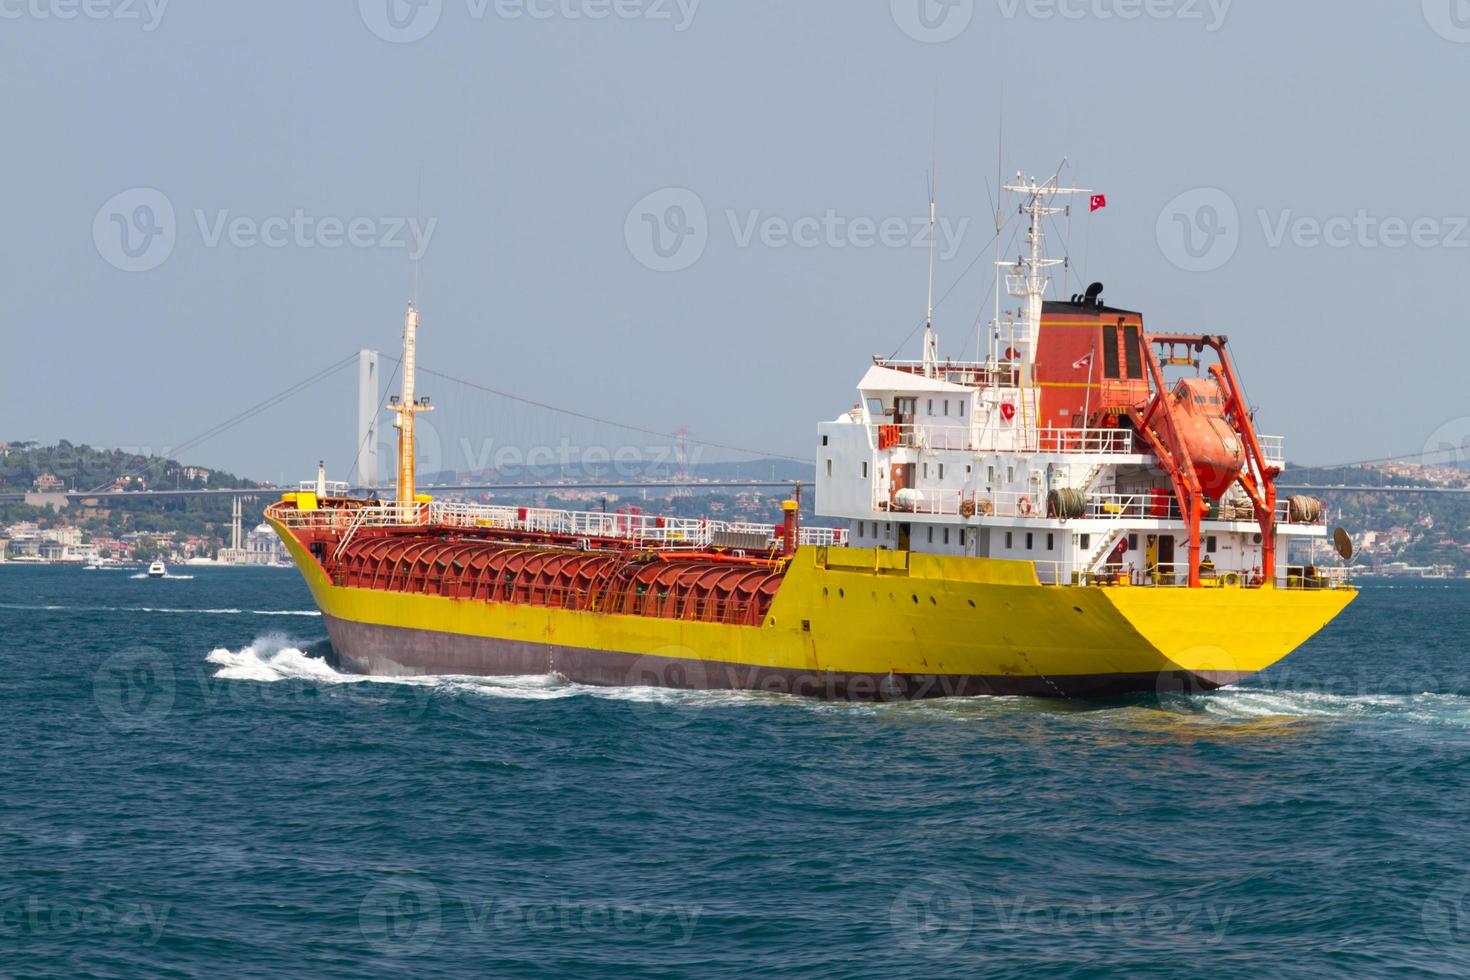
left=4, top=1, right=1467, bottom=481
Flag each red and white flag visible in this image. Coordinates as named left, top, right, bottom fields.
left=1072, top=351, right=1095, bottom=370
left=1089, top=194, right=1107, bottom=212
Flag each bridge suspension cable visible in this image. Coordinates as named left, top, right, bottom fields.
left=378, top=355, right=810, bottom=465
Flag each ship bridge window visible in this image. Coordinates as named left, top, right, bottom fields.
left=1123, top=323, right=1143, bottom=379
left=1103, top=324, right=1121, bottom=379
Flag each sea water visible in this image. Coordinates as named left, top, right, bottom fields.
left=3, top=565, right=1469, bottom=978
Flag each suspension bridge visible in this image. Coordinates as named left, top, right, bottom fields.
left=5, top=349, right=1464, bottom=505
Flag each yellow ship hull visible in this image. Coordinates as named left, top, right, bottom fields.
left=272, top=517, right=1355, bottom=699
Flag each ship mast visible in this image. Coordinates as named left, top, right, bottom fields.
left=1000, top=170, right=1090, bottom=391
left=391, top=302, right=432, bottom=513
left=921, top=162, right=941, bottom=377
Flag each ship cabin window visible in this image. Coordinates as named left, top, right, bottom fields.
left=825, top=460, right=833, bottom=477
left=1046, top=533, right=1054, bottom=551
left=1005, top=531, right=1013, bottom=549
left=943, top=528, right=951, bottom=545
left=928, top=527, right=934, bottom=543
left=958, top=400, right=966, bottom=417
left=1123, top=324, right=1144, bottom=379
left=927, top=399, right=934, bottom=414
left=1025, top=532, right=1034, bottom=550
left=894, top=397, right=916, bottom=425
left=1080, top=534, right=1091, bottom=549
left=1128, top=533, right=1138, bottom=549
left=861, top=462, right=869, bottom=478
left=1207, top=535, right=1218, bottom=553
left=1006, top=466, right=1015, bottom=483
left=822, top=435, right=829, bottom=446
left=938, top=463, right=946, bottom=480
left=922, top=463, right=929, bottom=479
left=1103, top=324, right=1121, bottom=379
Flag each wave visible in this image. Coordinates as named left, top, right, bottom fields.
left=0, top=603, right=319, bottom=617
left=128, top=572, right=195, bottom=580
left=203, top=637, right=780, bottom=710
left=198, top=639, right=1470, bottom=729
left=1186, top=687, right=1470, bottom=727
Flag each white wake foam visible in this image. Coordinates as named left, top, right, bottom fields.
left=1194, top=688, right=1470, bottom=727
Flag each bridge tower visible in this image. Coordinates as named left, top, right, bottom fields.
left=355, top=349, right=380, bottom=488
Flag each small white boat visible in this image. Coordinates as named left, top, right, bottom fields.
left=147, top=560, right=167, bottom=578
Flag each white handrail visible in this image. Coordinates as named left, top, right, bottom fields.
left=269, top=499, right=848, bottom=550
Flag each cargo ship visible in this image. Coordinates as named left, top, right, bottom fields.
left=267, top=172, right=1355, bottom=699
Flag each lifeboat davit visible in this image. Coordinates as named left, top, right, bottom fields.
left=1169, top=378, right=1245, bottom=500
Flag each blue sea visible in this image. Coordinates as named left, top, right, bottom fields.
left=3, top=565, right=1470, bottom=978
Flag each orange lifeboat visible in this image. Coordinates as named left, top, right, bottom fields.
left=1169, top=378, right=1244, bottom=500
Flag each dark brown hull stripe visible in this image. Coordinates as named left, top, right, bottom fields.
left=322, top=615, right=1242, bottom=701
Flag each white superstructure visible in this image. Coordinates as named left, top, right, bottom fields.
left=816, top=171, right=1336, bottom=589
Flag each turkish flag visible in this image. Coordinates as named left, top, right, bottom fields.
left=1090, top=194, right=1107, bottom=212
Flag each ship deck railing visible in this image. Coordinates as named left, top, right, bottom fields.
left=872, top=357, right=1020, bottom=388
left=873, top=423, right=1139, bottom=455
left=877, top=489, right=1322, bottom=527
left=270, top=499, right=849, bottom=551
left=1034, top=560, right=1353, bottom=590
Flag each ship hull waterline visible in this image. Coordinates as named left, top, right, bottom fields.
left=271, top=517, right=1356, bottom=701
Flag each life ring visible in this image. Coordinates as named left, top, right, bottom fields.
left=1017, top=495, right=1033, bottom=517
left=959, top=499, right=977, bottom=518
